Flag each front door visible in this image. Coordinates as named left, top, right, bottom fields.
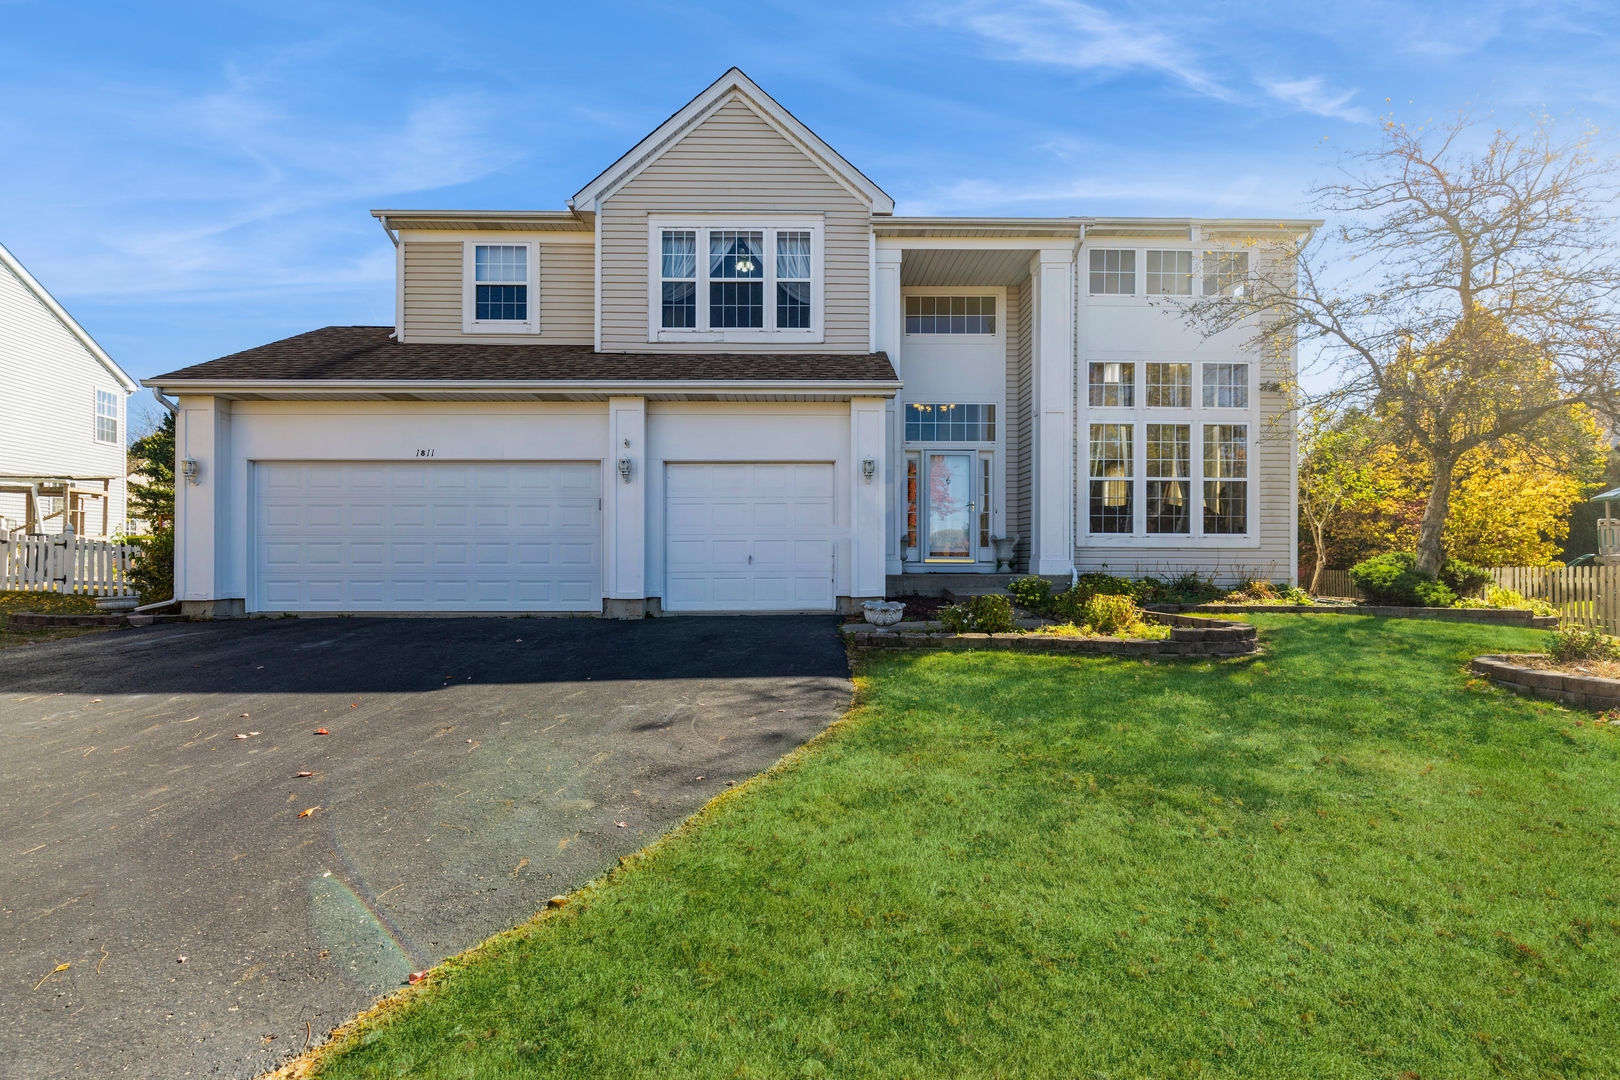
left=925, top=452, right=975, bottom=562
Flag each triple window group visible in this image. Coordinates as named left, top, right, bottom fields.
left=661, top=229, right=812, bottom=330
left=1086, top=361, right=1250, bottom=537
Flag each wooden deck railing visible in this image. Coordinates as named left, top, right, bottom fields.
left=1, top=532, right=140, bottom=597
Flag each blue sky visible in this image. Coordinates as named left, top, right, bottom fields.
left=2, top=0, right=1616, bottom=417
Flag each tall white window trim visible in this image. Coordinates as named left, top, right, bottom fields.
left=463, top=242, right=538, bottom=333
left=648, top=220, right=821, bottom=341
left=1202, top=362, right=1250, bottom=408
left=1203, top=424, right=1248, bottom=534
left=1203, top=250, right=1250, bottom=297
left=1089, top=249, right=1135, bottom=295
left=94, top=389, right=119, bottom=444
left=1145, top=250, right=1193, bottom=296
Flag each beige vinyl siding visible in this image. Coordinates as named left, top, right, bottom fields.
left=599, top=96, right=871, bottom=353
left=0, top=259, right=127, bottom=536
left=401, top=239, right=594, bottom=345
left=1011, top=281, right=1034, bottom=572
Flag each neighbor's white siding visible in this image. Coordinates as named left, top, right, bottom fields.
left=401, top=237, right=594, bottom=345
left=598, top=97, right=872, bottom=353
left=0, top=257, right=128, bottom=535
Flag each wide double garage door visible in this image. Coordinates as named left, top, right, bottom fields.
left=254, top=462, right=602, bottom=612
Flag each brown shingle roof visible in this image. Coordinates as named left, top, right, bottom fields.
left=150, top=326, right=897, bottom=384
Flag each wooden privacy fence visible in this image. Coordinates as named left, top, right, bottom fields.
left=2, top=532, right=140, bottom=597
left=1491, top=564, right=1620, bottom=636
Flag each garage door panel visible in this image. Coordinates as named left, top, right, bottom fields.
left=254, top=462, right=601, bottom=612
left=664, top=463, right=835, bottom=612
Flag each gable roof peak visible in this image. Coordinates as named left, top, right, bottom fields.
left=0, top=239, right=136, bottom=393
left=571, top=68, right=893, bottom=215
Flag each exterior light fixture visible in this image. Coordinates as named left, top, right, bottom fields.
left=861, top=458, right=876, bottom=484
left=181, top=458, right=200, bottom=484
left=618, top=457, right=633, bottom=483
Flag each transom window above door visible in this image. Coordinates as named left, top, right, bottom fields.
left=649, top=220, right=822, bottom=342
left=905, top=403, right=996, bottom=442
left=905, top=295, right=997, bottom=335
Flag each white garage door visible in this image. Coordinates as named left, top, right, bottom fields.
left=665, top=463, right=836, bottom=612
left=254, top=462, right=601, bottom=612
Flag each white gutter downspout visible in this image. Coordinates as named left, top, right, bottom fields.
left=377, top=214, right=402, bottom=342
left=1071, top=224, right=1085, bottom=588
left=151, top=387, right=177, bottom=415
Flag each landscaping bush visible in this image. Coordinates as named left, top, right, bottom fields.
left=1483, top=584, right=1557, bottom=617
left=1413, top=579, right=1457, bottom=606
left=938, top=594, right=1017, bottom=634
left=1081, top=593, right=1143, bottom=635
left=1439, top=558, right=1492, bottom=599
left=1550, top=625, right=1620, bottom=664
left=1349, top=552, right=1438, bottom=606
left=1142, top=571, right=1223, bottom=604
left=128, top=525, right=174, bottom=605
left=1006, top=576, right=1053, bottom=614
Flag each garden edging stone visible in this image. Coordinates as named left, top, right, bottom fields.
left=1148, top=603, right=1557, bottom=629
left=1471, top=654, right=1620, bottom=712
left=843, top=612, right=1258, bottom=658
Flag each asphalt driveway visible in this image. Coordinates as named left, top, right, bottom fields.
left=0, top=614, right=851, bottom=1079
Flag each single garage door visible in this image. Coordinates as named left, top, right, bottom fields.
left=665, top=463, right=835, bottom=612
left=254, top=462, right=602, bottom=612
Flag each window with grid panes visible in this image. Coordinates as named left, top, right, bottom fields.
left=1145, top=250, right=1193, bottom=295
left=660, top=230, right=697, bottom=328
left=1088, top=424, right=1133, bottom=533
left=1145, top=362, right=1192, bottom=408
left=905, top=295, right=996, bottom=334
left=1203, top=424, right=1248, bottom=533
left=1202, top=363, right=1249, bottom=408
left=1203, top=250, right=1250, bottom=297
left=979, top=457, right=992, bottom=549
left=474, top=245, right=527, bottom=321
left=1145, top=423, right=1190, bottom=533
left=94, top=389, right=119, bottom=444
left=904, top=404, right=995, bottom=442
left=775, top=231, right=812, bottom=328
left=1088, top=249, right=1135, bottom=295
left=709, top=230, right=764, bottom=328
left=1088, top=362, right=1134, bottom=407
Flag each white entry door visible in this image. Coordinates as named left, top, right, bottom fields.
left=664, top=463, right=836, bottom=612
left=253, top=462, right=602, bottom=612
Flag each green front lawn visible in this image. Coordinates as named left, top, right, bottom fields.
left=305, top=616, right=1619, bottom=1079
left=0, top=589, right=106, bottom=648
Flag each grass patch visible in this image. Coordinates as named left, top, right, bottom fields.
left=0, top=589, right=107, bottom=649
left=301, top=616, right=1620, bottom=1079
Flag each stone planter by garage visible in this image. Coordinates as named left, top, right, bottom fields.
left=1148, top=603, right=1557, bottom=629
left=842, top=611, right=1257, bottom=659
left=1471, top=654, right=1620, bottom=712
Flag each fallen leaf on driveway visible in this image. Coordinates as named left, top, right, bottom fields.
left=315, top=728, right=329, bottom=735
left=298, top=807, right=321, bottom=818
left=241, top=713, right=250, bottom=718
left=407, top=970, right=430, bottom=985
left=350, top=704, right=358, bottom=708
left=249, top=731, right=261, bottom=736
left=235, top=734, right=250, bottom=740
left=616, top=821, right=627, bottom=828
left=32, top=963, right=69, bottom=990
left=177, top=956, right=186, bottom=963
left=695, top=775, right=705, bottom=781
left=296, top=771, right=313, bottom=778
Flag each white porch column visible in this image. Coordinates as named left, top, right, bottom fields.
left=874, top=244, right=904, bottom=576
left=850, top=396, right=887, bottom=603
left=1030, top=249, right=1076, bottom=577
left=604, top=396, right=647, bottom=617
left=175, top=396, right=242, bottom=617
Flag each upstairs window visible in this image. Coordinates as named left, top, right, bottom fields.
left=1088, top=362, right=1135, bottom=407
left=905, top=295, right=997, bottom=334
left=650, top=220, right=821, bottom=340
left=1202, top=362, right=1250, bottom=408
left=464, top=242, right=536, bottom=333
left=94, top=389, right=119, bottom=444
left=1145, top=250, right=1193, bottom=295
left=905, top=403, right=996, bottom=442
left=1203, top=250, right=1250, bottom=297
left=1145, top=362, right=1192, bottom=408
left=1089, top=249, right=1135, bottom=295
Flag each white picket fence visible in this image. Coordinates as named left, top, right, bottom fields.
left=1490, top=564, right=1620, bottom=636
left=1, top=532, right=140, bottom=598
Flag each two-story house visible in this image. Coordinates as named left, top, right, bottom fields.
left=1, top=240, right=137, bottom=539
left=144, top=69, right=1316, bottom=619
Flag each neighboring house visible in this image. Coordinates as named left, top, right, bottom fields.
left=144, top=69, right=1317, bottom=619
left=0, top=240, right=137, bottom=538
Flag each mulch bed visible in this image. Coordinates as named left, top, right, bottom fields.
left=843, top=596, right=952, bottom=624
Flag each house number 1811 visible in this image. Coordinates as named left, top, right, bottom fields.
left=415, top=449, right=436, bottom=457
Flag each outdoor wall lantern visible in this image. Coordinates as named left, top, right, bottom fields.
left=181, top=458, right=200, bottom=485
left=618, top=457, right=633, bottom=483
left=862, top=458, right=876, bottom=484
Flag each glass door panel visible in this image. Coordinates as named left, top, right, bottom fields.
left=925, top=453, right=973, bottom=561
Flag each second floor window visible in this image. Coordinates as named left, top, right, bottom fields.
left=474, top=245, right=527, bottom=321
left=905, top=295, right=997, bottom=334
left=1089, top=249, right=1136, bottom=295
left=1203, top=362, right=1250, bottom=408
left=94, top=389, right=119, bottom=444
left=1145, top=250, right=1193, bottom=295
left=1088, top=362, right=1134, bottom=407
left=905, top=403, right=995, bottom=442
left=1203, top=250, right=1250, bottom=297
left=1145, top=362, right=1192, bottom=408
left=653, top=222, right=819, bottom=338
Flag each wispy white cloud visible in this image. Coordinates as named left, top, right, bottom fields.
left=1259, top=76, right=1373, bottom=122
left=939, top=0, right=1238, bottom=102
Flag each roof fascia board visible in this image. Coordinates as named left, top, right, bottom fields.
left=141, top=377, right=901, bottom=395
left=0, top=240, right=138, bottom=393
left=570, top=68, right=894, bottom=214
left=877, top=236, right=1072, bottom=251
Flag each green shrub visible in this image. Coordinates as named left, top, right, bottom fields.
left=1550, top=626, right=1620, bottom=664
left=1439, top=558, right=1492, bottom=599
left=1144, top=571, right=1222, bottom=604
left=1350, top=552, right=1436, bottom=606
left=938, top=594, right=1017, bottom=634
left=128, top=526, right=174, bottom=604
left=1007, top=576, right=1053, bottom=615
left=1413, top=579, right=1457, bottom=607
left=1082, top=593, right=1143, bottom=635
left=1483, top=584, right=1557, bottom=617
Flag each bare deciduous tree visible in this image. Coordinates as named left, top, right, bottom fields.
left=1188, top=113, right=1620, bottom=577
